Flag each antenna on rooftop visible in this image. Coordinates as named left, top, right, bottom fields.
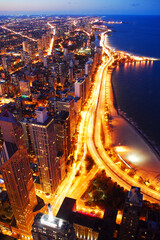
left=47, top=203, right=53, bottom=221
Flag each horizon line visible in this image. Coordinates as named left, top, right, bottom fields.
left=0, top=12, right=160, bottom=17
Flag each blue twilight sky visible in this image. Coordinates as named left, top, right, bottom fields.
left=0, top=0, right=160, bottom=15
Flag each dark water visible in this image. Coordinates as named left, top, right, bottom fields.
left=102, top=15, right=160, bottom=149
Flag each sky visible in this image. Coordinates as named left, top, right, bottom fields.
left=0, top=0, right=160, bottom=15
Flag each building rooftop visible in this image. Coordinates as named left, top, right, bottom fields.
left=54, top=111, right=69, bottom=122
left=55, top=95, right=74, bottom=103
left=127, top=186, right=143, bottom=206
left=76, top=77, right=85, bottom=84
left=33, top=213, right=72, bottom=235
left=57, top=197, right=76, bottom=221
left=0, top=110, right=17, bottom=124
left=3, top=141, right=18, bottom=159
left=72, top=212, right=101, bottom=232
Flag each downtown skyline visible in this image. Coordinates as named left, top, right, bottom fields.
left=0, top=9, right=159, bottom=239
left=0, top=0, right=160, bottom=15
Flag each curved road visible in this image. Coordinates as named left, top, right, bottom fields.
left=85, top=32, right=160, bottom=204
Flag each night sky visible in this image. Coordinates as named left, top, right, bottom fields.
left=0, top=0, right=160, bottom=15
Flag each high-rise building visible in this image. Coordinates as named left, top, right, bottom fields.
left=0, top=110, right=37, bottom=237
left=37, top=39, right=43, bottom=51
left=74, top=75, right=89, bottom=104
left=28, top=42, right=37, bottom=59
left=85, top=60, right=92, bottom=76
left=118, top=186, right=143, bottom=240
left=29, top=107, right=60, bottom=194
left=32, top=206, right=75, bottom=240
left=43, top=56, right=49, bottom=67
left=2, top=57, right=11, bottom=72
left=0, top=80, right=6, bottom=96
left=22, top=41, right=28, bottom=52
left=0, top=110, right=24, bottom=147
left=38, top=50, right=44, bottom=61
left=63, top=48, right=68, bottom=60
left=68, top=67, right=73, bottom=83
left=54, top=96, right=76, bottom=139
left=11, top=74, right=20, bottom=93
left=20, top=117, right=34, bottom=153
left=54, top=111, right=71, bottom=160
left=57, top=197, right=117, bottom=240
left=19, top=80, right=31, bottom=97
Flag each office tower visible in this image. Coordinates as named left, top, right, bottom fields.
left=0, top=80, right=6, bottom=96
left=19, top=80, right=31, bottom=97
left=54, top=96, right=76, bottom=139
left=0, top=110, right=24, bottom=147
left=23, top=41, right=28, bottom=52
left=37, top=39, right=43, bottom=51
left=20, top=117, right=34, bottom=153
left=15, top=97, right=24, bottom=114
left=28, top=42, right=36, bottom=59
left=63, top=48, right=68, bottom=60
left=91, top=41, right=95, bottom=57
left=68, top=67, right=73, bottom=83
left=38, top=49, right=44, bottom=61
left=55, top=62, right=66, bottom=79
left=54, top=111, right=71, bottom=160
left=118, top=186, right=143, bottom=240
left=41, top=34, right=50, bottom=50
left=57, top=197, right=117, bottom=240
left=2, top=57, right=11, bottom=72
left=75, top=75, right=89, bottom=104
left=85, top=60, right=92, bottom=75
left=43, top=56, right=49, bottom=67
left=74, top=97, right=81, bottom=117
left=11, top=74, right=20, bottom=93
left=29, top=107, right=60, bottom=194
left=48, top=74, right=56, bottom=88
left=32, top=212, right=75, bottom=240
left=56, top=152, right=66, bottom=181
left=0, top=110, right=37, bottom=237
left=24, top=55, right=31, bottom=66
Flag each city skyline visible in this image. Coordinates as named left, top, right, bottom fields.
left=0, top=0, right=160, bottom=15
left=0, top=11, right=159, bottom=239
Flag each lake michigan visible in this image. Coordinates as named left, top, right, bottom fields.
left=102, top=15, right=160, bottom=150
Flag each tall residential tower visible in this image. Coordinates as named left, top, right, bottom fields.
left=29, top=107, right=61, bottom=194
left=0, top=110, right=37, bottom=237
left=118, top=186, right=143, bottom=240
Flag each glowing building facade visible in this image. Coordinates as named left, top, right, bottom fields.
left=0, top=110, right=37, bottom=237
left=118, top=186, right=143, bottom=240
left=54, top=111, right=71, bottom=160
left=29, top=107, right=60, bottom=194
left=32, top=212, right=75, bottom=240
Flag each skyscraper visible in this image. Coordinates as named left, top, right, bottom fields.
left=54, top=111, right=71, bottom=160
left=54, top=96, right=76, bottom=139
left=0, top=110, right=37, bottom=237
left=2, top=56, right=11, bottom=72
left=74, top=75, right=89, bottom=105
left=118, top=186, right=143, bottom=240
left=29, top=107, right=60, bottom=194
left=32, top=205, right=75, bottom=240
left=23, top=41, right=28, bottom=52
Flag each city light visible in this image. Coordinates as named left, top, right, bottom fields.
left=0, top=14, right=159, bottom=240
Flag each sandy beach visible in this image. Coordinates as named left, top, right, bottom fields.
left=107, top=69, right=160, bottom=186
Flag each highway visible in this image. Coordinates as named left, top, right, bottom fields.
left=47, top=22, right=56, bottom=55
left=1, top=25, right=37, bottom=42
left=84, top=32, right=160, bottom=204
left=37, top=30, right=160, bottom=218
